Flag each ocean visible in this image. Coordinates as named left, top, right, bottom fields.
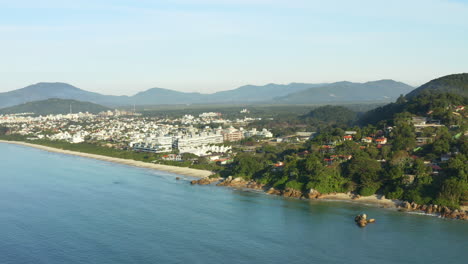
left=0, top=143, right=467, bottom=264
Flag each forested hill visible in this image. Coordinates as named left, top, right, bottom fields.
left=0, top=98, right=110, bottom=115
left=406, top=73, right=468, bottom=98
left=359, top=73, right=468, bottom=125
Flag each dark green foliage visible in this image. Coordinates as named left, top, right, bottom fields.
left=406, top=73, right=468, bottom=98
left=301, top=105, right=357, bottom=125
left=231, top=153, right=267, bottom=180
left=0, top=98, right=110, bottom=115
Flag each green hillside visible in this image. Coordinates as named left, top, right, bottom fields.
left=406, top=73, right=468, bottom=98
left=0, top=98, right=111, bottom=115
left=360, top=74, right=468, bottom=125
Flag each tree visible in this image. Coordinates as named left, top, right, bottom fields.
left=436, top=178, right=468, bottom=208
left=231, top=153, right=266, bottom=180
left=345, top=153, right=382, bottom=196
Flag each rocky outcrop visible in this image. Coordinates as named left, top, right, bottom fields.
left=216, top=176, right=265, bottom=190
left=354, top=214, right=376, bottom=227
left=307, top=188, right=321, bottom=199
left=282, top=188, right=304, bottom=198
left=266, top=187, right=281, bottom=195
left=397, top=201, right=468, bottom=220
left=190, top=177, right=221, bottom=185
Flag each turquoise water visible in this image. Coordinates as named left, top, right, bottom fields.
left=0, top=143, right=467, bottom=264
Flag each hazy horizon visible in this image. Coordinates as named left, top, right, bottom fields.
left=1, top=0, right=467, bottom=95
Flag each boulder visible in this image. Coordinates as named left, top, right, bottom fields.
left=282, top=188, right=303, bottom=198
left=354, top=214, right=375, bottom=227
left=421, top=205, right=427, bottom=212
left=191, top=177, right=218, bottom=185
left=308, top=189, right=321, bottom=199
left=426, top=205, right=433, bottom=214
left=402, top=201, right=411, bottom=210
left=266, top=188, right=281, bottom=195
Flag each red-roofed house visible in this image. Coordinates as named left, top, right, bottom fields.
left=375, top=137, right=387, bottom=144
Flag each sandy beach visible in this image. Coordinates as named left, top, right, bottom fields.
left=317, top=193, right=402, bottom=208
left=0, top=140, right=213, bottom=178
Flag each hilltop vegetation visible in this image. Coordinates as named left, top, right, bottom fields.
left=0, top=98, right=110, bottom=115
left=406, top=73, right=468, bottom=98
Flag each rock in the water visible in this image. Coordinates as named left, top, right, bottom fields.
left=266, top=188, right=281, bottom=195
left=190, top=177, right=219, bottom=185
left=354, top=214, right=375, bottom=227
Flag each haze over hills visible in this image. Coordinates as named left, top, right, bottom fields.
left=274, top=80, right=414, bottom=104
left=0, top=82, right=129, bottom=108
left=0, top=98, right=111, bottom=116
left=0, top=80, right=415, bottom=108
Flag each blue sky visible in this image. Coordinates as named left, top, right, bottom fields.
left=0, top=0, right=467, bottom=95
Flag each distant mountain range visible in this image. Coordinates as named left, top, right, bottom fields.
left=0, top=98, right=110, bottom=116
left=274, top=80, right=414, bottom=104
left=0, top=80, right=415, bottom=108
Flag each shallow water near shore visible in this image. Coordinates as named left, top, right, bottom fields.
left=1, top=143, right=467, bottom=264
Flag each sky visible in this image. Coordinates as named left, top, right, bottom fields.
left=0, top=0, right=467, bottom=95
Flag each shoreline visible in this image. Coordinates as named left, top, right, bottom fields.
left=0, top=140, right=213, bottom=178
left=316, top=193, right=401, bottom=208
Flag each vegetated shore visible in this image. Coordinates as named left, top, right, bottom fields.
left=2, top=140, right=467, bottom=219
left=194, top=176, right=468, bottom=220
left=0, top=140, right=213, bottom=178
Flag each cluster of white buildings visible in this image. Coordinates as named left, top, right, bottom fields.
left=1, top=112, right=273, bottom=157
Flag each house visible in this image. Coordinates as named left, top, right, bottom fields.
left=274, top=161, right=284, bottom=167
left=375, top=137, right=387, bottom=144
left=343, top=135, right=353, bottom=141
left=416, top=137, right=432, bottom=145
left=161, top=154, right=182, bottom=161
left=320, top=145, right=335, bottom=153
left=441, top=154, right=451, bottom=162
left=412, top=116, right=427, bottom=126
left=361, top=137, right=373, bottom=143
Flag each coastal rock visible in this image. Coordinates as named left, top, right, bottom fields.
left=307, top=189, right=321, bottom=199
left=190, top=177, right=219, bottom=185
left=266, top=188, right=281, bottom=195
left=354, top=214, right=375, bottom=227
left=282, top=188, right=303, bottom=198
left=402, top=201, right=411, bottom=210
left=426, top=205, right=433, bottom=214
left=449, top=210, right=459, bottom=219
